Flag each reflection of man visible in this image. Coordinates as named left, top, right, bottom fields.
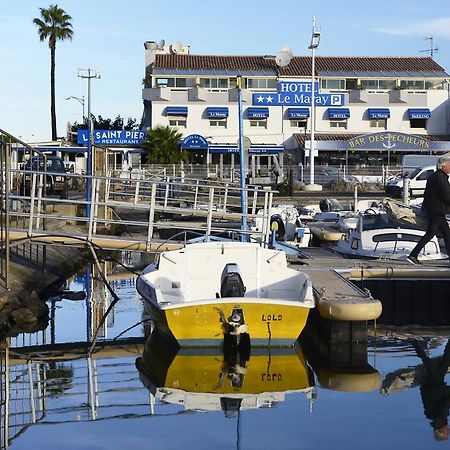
left=412, top=339, right=450, bottom=441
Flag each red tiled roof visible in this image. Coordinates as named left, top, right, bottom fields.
left=293, top=133, right=450, bottom=146
left=154, top=54, right=446, bottom=76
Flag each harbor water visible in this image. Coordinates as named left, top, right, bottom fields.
left=2, top=263, right=449, bottom=450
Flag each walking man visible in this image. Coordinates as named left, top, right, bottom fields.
left=407, top=155, right=450, bottom=265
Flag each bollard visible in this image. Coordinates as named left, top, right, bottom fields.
left=402, top=177, right=410, bottom=206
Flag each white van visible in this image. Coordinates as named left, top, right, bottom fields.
left=385, top=165, right=436, bottom=198
left=385, top=152, right=450, bottom=198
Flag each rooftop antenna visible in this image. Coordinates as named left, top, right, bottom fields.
left=158, top=39, right=165, bottom=50
left=419, top=35, right=438, bottom=58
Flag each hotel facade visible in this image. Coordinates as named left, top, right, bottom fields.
left=142, top=41, right=450, bottom=171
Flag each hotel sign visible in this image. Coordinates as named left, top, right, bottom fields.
left=181, top=134, right=209, bottom=150
left=348, top=132, right=431, bottom=150
left=252, top=81, right=344, bottom=107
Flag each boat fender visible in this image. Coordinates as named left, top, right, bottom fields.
left=270, top=214, right=285, bottom=241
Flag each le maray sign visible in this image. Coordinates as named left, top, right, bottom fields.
left=252, top=81, right=345, bottom=107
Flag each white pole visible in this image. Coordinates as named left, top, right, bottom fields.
left=310, top=37, right=316, bottom=185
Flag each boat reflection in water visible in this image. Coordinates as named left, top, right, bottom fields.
left=136, top=333, right=316, bottom=416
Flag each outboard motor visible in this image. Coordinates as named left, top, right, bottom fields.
left=220, top=263, right=246, bottom=298
left=319, top=198, right=343, bottom=212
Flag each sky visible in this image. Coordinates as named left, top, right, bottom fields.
left=1, top=0, right=450, bottom=142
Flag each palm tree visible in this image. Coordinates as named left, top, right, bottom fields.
left=33, top=5, right=73, bottom=141
left=141, top=126, right=187, bottom=164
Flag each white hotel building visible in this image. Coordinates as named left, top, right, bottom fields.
left=142, top=41, right=450, bottom=170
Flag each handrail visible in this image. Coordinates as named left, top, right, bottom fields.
left=5, top=169, right=274, bottom=253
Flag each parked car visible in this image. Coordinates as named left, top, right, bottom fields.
left=19, top=155, right=69, bottom=199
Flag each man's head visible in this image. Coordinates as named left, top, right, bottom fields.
left=434, top=424, right=449, bottom=441
left=437, top=155, right=450, bottom=174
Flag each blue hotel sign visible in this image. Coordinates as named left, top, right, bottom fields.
left=253, top=81, right=344, bottom=107
left=181, top=134, right=209, bottom=150
left=77, top=129, right=146, bottom=145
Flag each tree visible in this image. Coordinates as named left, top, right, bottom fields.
left=33, top=4, right=73, bottom=141
left=141, top=126, right=187, bottom=164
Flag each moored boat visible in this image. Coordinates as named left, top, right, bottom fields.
left=136, top=240, right=314, bottom=347
left=333, top=210, right=448, bottom=261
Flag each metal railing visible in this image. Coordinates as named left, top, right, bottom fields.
left=6, top=170, right=276, bottom=253
left=1, top=129, right=49, bottom=290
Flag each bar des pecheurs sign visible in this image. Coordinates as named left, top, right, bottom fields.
left=348, top=132, right=430, bottom=150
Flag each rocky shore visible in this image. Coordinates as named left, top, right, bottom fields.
left=0, top=243, right=89, bottom=339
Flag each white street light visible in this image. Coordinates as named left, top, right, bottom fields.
left=65, top=95, right=85, bottom=120
left=237, top=49, right=292, bottom=241
left=304, top=16, right=323, bottom=192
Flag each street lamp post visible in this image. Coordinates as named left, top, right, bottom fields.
left=236, top=75, right=248, bottom=241
left=304, top=16, right=323, bottom=192
left=78, top=68, right=100, bottom=216
left=65, top=95, right=85, bottom=120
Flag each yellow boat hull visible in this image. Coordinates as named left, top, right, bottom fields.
left=147, top=300, right=311, bottom=347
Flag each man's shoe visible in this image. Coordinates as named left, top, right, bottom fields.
left=407, top=255, right=422, bottom=265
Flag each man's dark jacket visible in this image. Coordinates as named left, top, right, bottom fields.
left=422, top=169, right=450, bottom=215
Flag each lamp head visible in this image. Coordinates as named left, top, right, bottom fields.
left=309, top=30, right=321, bottom=49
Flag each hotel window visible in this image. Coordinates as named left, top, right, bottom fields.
left=250, top=119, right=267, bottom=128
left=321, top=79, right=345, bottom=90
left=400, top=80, right=426, bottom=90
left=210, top=119, right=227, bottom=128
left=169, top=117, right=187, bottom=128
left=155, top=77, right=195, bottom=88
left=370, top=119, right=387, bottom=129
left=360, top=79, right=395, bottom=90
left=330, top=120, right=347, bottom=129
left=410, top=119, right=427, bottom=129
left=246, top=78, right=277, bottom=89
left=290, top=120, right=307, bottom=128
left=200, top=78, right=229, bottom=89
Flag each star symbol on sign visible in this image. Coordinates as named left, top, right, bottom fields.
left=257, top=95, right=264, bottom=103
left=266, top=96, right=273, bottom=103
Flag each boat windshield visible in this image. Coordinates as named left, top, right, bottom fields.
left=362, top=213, right=412, bottom=231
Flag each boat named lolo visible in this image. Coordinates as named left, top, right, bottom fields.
left=136, top=240, right=314, bottom=347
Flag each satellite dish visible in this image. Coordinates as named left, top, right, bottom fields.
left=144, top=41, right=158, bottom=50
left=281, top=46, right=293, bottom=58
left=275, top=50, right=292, bottom=67
left=170, top=41, right=183, bottom=54
left=158, top=39, right=165, bottom=50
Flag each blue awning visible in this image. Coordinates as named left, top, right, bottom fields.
left=247, top=107, right=269, bottom=119
left=166, top=106, right=188, bottom=116
left=368, top=108, right=390, bottom=119
left=206, top=107, right=229, bottom=118
left=408, top=108, right=431, bottom=119
left=287, top=108, right=310, bottom=119
left=327, top=108, right=350, bottom=119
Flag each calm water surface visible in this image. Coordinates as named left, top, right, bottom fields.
left=4, top=265, right=450, bottom=450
